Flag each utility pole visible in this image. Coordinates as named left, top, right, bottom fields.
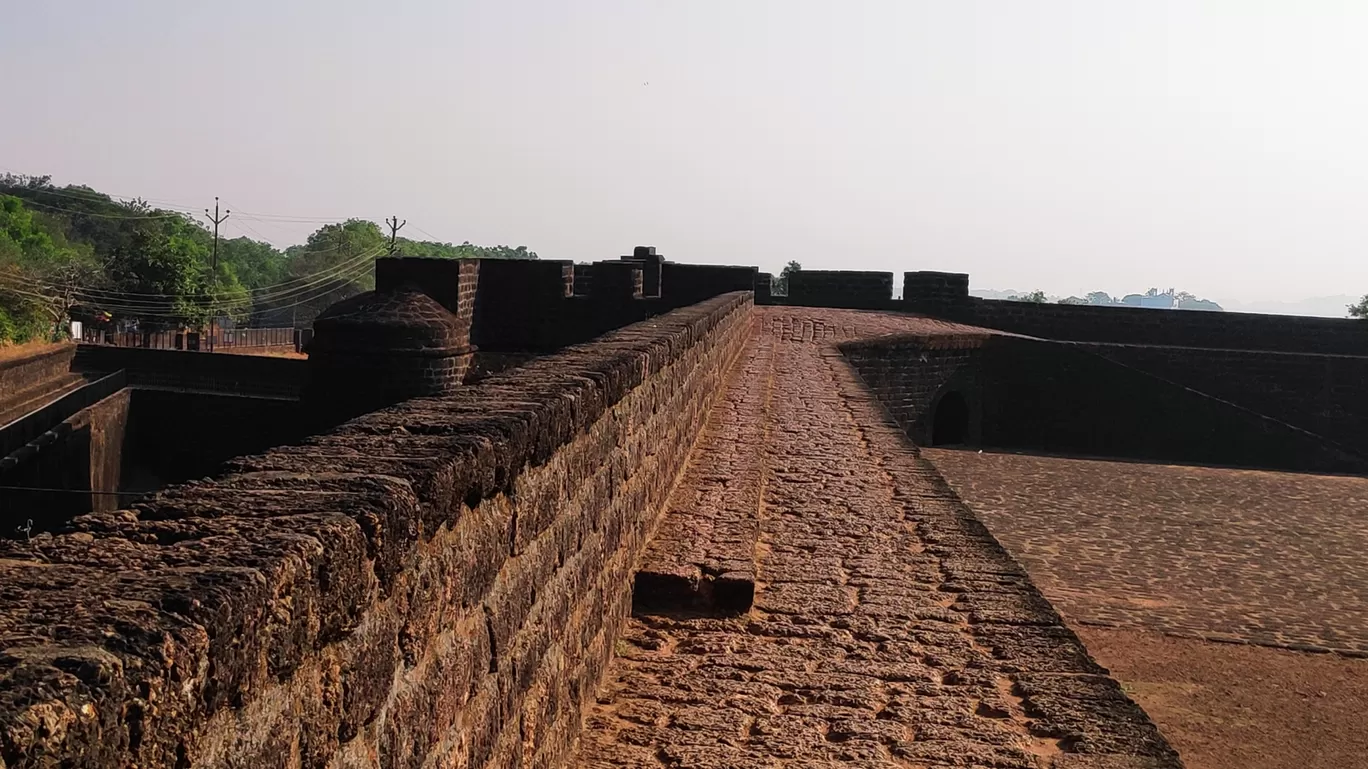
left=385, top=215, right=407, bottom=255
left=204, top=198, right=230, bottom=352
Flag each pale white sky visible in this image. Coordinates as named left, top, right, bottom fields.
left=3, top=1, right=1368, bottom=305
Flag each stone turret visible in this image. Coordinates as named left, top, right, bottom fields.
left=306, top=288, right=474, bottom=418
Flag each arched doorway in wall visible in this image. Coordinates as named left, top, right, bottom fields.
left=931, top=391, right=970, bottom=446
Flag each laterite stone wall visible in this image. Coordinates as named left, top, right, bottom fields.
left=0, top=293, right=753, bottom=769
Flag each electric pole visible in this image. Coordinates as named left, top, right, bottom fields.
left=204, top=198, right=230, bottom=352
left=385, top=215, right=407, bottom=255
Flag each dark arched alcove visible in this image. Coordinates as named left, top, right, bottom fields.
left=931, top=391, right=970, bottom=446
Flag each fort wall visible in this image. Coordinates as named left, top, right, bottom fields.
left=0, top=292, right=753, bottom=768
left=1, top=387, right=308, bottom=537
left=73, top=344, right=307, bottom=399
left=0, top=344, right=81, bottom=424
left=0, top=387, right=130, bottom=533
left=982, top=337, right=1366, bottom=473
left=1081, top=342, right=1368, bottom=455
left=842, top=333, right=1368, bottom=474
left=899, top=270, right=1368, bottom=354
left=839, top=330, right=990, bottom=445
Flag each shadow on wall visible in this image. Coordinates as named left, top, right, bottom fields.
left=931, top=391, right=969, bottom=446
left=0, top=388, right=310, bottom=537
left=842, top=336, right=1368, bottom=476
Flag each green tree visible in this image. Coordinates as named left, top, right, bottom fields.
left=0, top=175, right=251, bottom=328
left=1349, top=296, right=1368, bottom=318
left=1010, top=290, right=1048, bottom=303
left=218, top=237, right=286, bottom=290
left=1057, top=296, right=1088, bottom=305
left=774, top=261, right=801, bottom=295
left=393, top=238, right=539, bottom=259
left=0, top=195, right=102, bottom=341
left=273, top=219, right=386, bottom=324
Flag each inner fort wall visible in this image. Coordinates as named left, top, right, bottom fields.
left=898, top=270, right=1368, bottom=355
left=0, top=292, right=753, bottom=769
left=842, top=333, right=1368, bottom=475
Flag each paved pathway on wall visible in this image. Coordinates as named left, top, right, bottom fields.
left=571, top=308, right=1177, bottom=769
left=924, top=449, right=1368, bottom=657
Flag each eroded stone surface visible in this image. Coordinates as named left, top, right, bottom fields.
left=573, top=308, right=1179, bottom=768
left=0, top=294, right=753, bottom=769
left=926, top=449, right=1368, bottom=657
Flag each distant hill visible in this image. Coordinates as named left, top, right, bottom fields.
left=970, top=288, right=1223, bottom=311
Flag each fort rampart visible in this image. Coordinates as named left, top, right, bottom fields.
left=0, top=292, right=752, bottom=768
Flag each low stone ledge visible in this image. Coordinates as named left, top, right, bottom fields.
left=0, top=291, right=753, bottom=768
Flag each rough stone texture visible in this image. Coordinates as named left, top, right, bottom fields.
left=0, top=293, right=752, bottom=769
left=840, top=325, right=996, bottom=446
left=977, top=337, right=1368, bottom=474
left=787, top=270, right=894, bottom=308
left=572, top=307, right=1179, bottom=769
left=308, top=288, right=475, bottom=418
left=843, top=330, right=1368, bottom=475
left=925, top=449, right=1368, bottom=658
left=632, top=328, right=775, bottom=615
left=898, top=272, right=1368, bottom=355
left=901, top=272, right=971, bottom=312
left=376, top=255, right=482, bottom=323
left=0, top=345, right=81, bottom=427
left=1, top=388, right=130, bottom=534
left=469, top=259, right=577, bottom=350
left=1080, top=341, right=1368, bottom=455
left=658, top=264, right=759, bottom=309
left=73, top=344, right=307, bottom=399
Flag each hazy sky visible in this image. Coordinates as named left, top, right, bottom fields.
left=4, top=1, right=1368, bottom=304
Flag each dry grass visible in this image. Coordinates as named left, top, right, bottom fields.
left=0, top=341, right=71, bottom=364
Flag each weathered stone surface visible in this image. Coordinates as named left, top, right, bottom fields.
left=927, top=448, right=1368, bottom=658
left=0, top=292, right=752, bottom=768
left=571, top=308, right=1180, bottom=769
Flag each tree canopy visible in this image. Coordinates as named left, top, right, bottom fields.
left=0, top=174, right=544, bottom=343
left=773, top=260, right=801, bottom=295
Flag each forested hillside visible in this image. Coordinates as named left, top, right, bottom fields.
left=0, top=174, right=537, bottom=344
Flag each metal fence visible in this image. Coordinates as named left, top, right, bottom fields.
left=79, top=326, right=303, bottom=353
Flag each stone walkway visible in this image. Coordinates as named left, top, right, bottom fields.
left=571, top=309, right=1177, bottom=769
left=925, top=449, right=1368, bottom=657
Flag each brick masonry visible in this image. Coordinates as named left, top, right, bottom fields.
left=0, top=293, right=752, bottom=768
left=787, top=270, right=895, bottom=309
left=73, top=343, right=307, bottom=399
left=572, top=307, right=1180, bottom=768
left=899, top=272, right=1368, bottom=356
left=1079, top=341, right=1368, bottom=455
left=0, top=345, right=81, bottom=425
left=840, top=325, right=995, bottom=446
left=926, top=448, right=1368, bottom=659
left=308, top=288, right=476, bottom=419
left=842, top=329, right=1368, bottom=475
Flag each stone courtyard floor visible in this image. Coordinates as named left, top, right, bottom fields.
left=925, top=448, right=1368, bottom=769
left=571, top=309, right=1177, bottom=769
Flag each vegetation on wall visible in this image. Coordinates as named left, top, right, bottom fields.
left=773, top=260, right=801, bottom=295
left=0, top=174, right=539, bottom=343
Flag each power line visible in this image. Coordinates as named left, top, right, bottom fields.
left=205, top=198, right=231, bottom=352
left=385, top=215, right=407, bottom=255
left=0, top=185, right=201, bottom=213
left=4, top=241, right=374, bottom=302
left=0, top=251, right=380, bottom=317
left=0, top=484, right=149, bottom=497
left=15, top=198, right=187, bottom=220
left=411, top=224, right=446, bottom=242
